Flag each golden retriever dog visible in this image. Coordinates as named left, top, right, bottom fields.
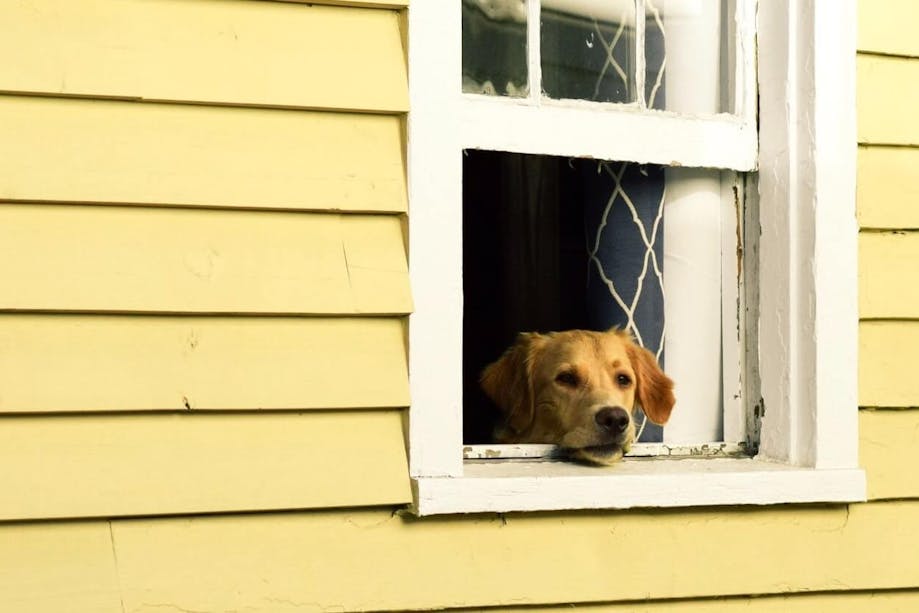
left=480, top=328, right=675, bottom=465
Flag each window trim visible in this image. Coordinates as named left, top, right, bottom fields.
left=407, top=0, right=865, bottom=515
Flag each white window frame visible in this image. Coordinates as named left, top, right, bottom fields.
left=408, top=0, right=865, bottom=515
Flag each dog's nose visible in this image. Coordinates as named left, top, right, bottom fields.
left=595, top=406, right=630, bottom=434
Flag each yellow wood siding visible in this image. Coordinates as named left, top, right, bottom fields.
left=860, top=409, right=919, bottom=500
left=0, top=315, right=408, bottom=412
left=2, top=502, right=918, bottom=612
left=855, top=32, right=919, bottom=613
left=102, top=502, right=919, bottom=608
left=0, top=523, right=123, bottom=613
left=529, top=592, right=919, bottom=612
left=859, top=0, right=919, bottom=57
left=0, top=387, right=900, bottom=517
left=860, top=321, right=919, bottom=408
left=0, top=205, right=410, bottom=315
left=0, top=1, right=407, bottom=113
left=281, top=0, right=409, bottom=7
left=0, top=96, right=406, bottom=211
left=857, top=55, right=919, bottom=145
left=0, top=411, right=410, bottom=521
left=4, top=2, right=919, bottom=613
left=859, top=231, right=919, bottom=319
left=857, top=147, right=919, bottom=229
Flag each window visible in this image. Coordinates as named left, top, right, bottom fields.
left=408, top=0, right=865, bottom=515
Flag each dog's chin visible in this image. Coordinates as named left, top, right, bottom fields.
left=566, top=442, right=629, bottom=466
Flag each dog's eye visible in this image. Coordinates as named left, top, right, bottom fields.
left=555, top=371, right=579, bottom=387
left=616, top=374, right=632, bottom=387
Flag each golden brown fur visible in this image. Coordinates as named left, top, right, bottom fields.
left=480, top=328, right=675, bottom=465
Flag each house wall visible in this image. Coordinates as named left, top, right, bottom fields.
left=1, top=1, right=917, bottom=611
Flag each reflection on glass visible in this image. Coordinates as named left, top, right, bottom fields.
left=644, top=0, right=666, bottom=109
left=462, top=0, right=528, bottom=97
left=645, top=0, right=732, bottom=113
left=540, top=0, right=636, bottom=103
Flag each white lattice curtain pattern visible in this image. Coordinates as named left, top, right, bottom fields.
left=582, top=161, right=666, bottom=442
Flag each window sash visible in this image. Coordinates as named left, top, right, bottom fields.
left=458, top=97, right=757, bottom=170
left=458, top=0, right=759, bottom=168
left=408, top=0, right=864, bottom=514
left=409, top=0, right=757, bottom=477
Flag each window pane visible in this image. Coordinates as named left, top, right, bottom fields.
left=645, top=0, right=732, bottom=113
left=541, top=0, right=637, bottom=103
left=462, top=0, right=528, bottom=97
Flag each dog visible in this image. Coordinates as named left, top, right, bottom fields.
left=480, top=328, right=675, bottom=465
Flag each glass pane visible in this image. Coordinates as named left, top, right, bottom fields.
left=462, top=0, right=528, bottom=97
left=540, top=0, right=637, bottom=103
left=645, top=0, right=733, bottom=113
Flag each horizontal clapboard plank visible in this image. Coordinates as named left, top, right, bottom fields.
left=858, top=146, right=919, bottom=229
left=0, top=95, right=406, bottom=212
left=0, top=315, right=409, bottom=412
left=0, top=0, right=407, bottom=113
left=858, top=55, right=919, bottom=145
left=859, top=231, right=919, bottom=319
left=5, top=504, right=918, bottom=612
left=860, top=321, right=919, bottom=408
left=858, top=1, right=919, bottom=57
left=861, top=409, right=919, bottom=500
left=0, top=411, right=409, bottom=521
left=9, top=502, right=906, bottom=611
left=0, top=205, right=410, bottom=315
left=3, top=513, right=919, bottom=613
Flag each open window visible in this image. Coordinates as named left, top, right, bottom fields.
left=408, top=0, right=865, bottom=515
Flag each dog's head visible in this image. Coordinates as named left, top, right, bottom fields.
left=480, top=328, right=675, bottom=465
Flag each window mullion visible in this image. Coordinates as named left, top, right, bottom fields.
left=635, top=0, right=646, bottom=109
left=736, top=0, right=759, bottom=124
left=527, top=0, right=542, bottom=104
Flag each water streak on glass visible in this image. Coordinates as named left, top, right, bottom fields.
left=540, top=0, right=637, bottom=103
left=462, top=0, right=529, bottom=97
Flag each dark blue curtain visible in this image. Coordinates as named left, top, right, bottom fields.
left=580, top=162, right=666, bottom=442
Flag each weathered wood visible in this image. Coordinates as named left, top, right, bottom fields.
left=0, top=0, right=407, bottom=112
left=0, top=411, right=410, bottom=521
left=0, top=205, right=410, bottom=315
left=0, top=315, right=409, bottom=412
left=0, top=96, right=407, bottom=211
left=858, top=146, right=919, bottom=229
left=858, top=55, right=919, bottom=145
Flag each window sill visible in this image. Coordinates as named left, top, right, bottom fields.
left=411, top=457, right=866, bottom=516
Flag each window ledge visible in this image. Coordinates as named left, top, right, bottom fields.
left=411, top=458, right=866, bottom=516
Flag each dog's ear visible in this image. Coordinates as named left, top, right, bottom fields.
left=480, top=332, right=548, bottom=438
left=626, top=341, right=675, bottom=425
